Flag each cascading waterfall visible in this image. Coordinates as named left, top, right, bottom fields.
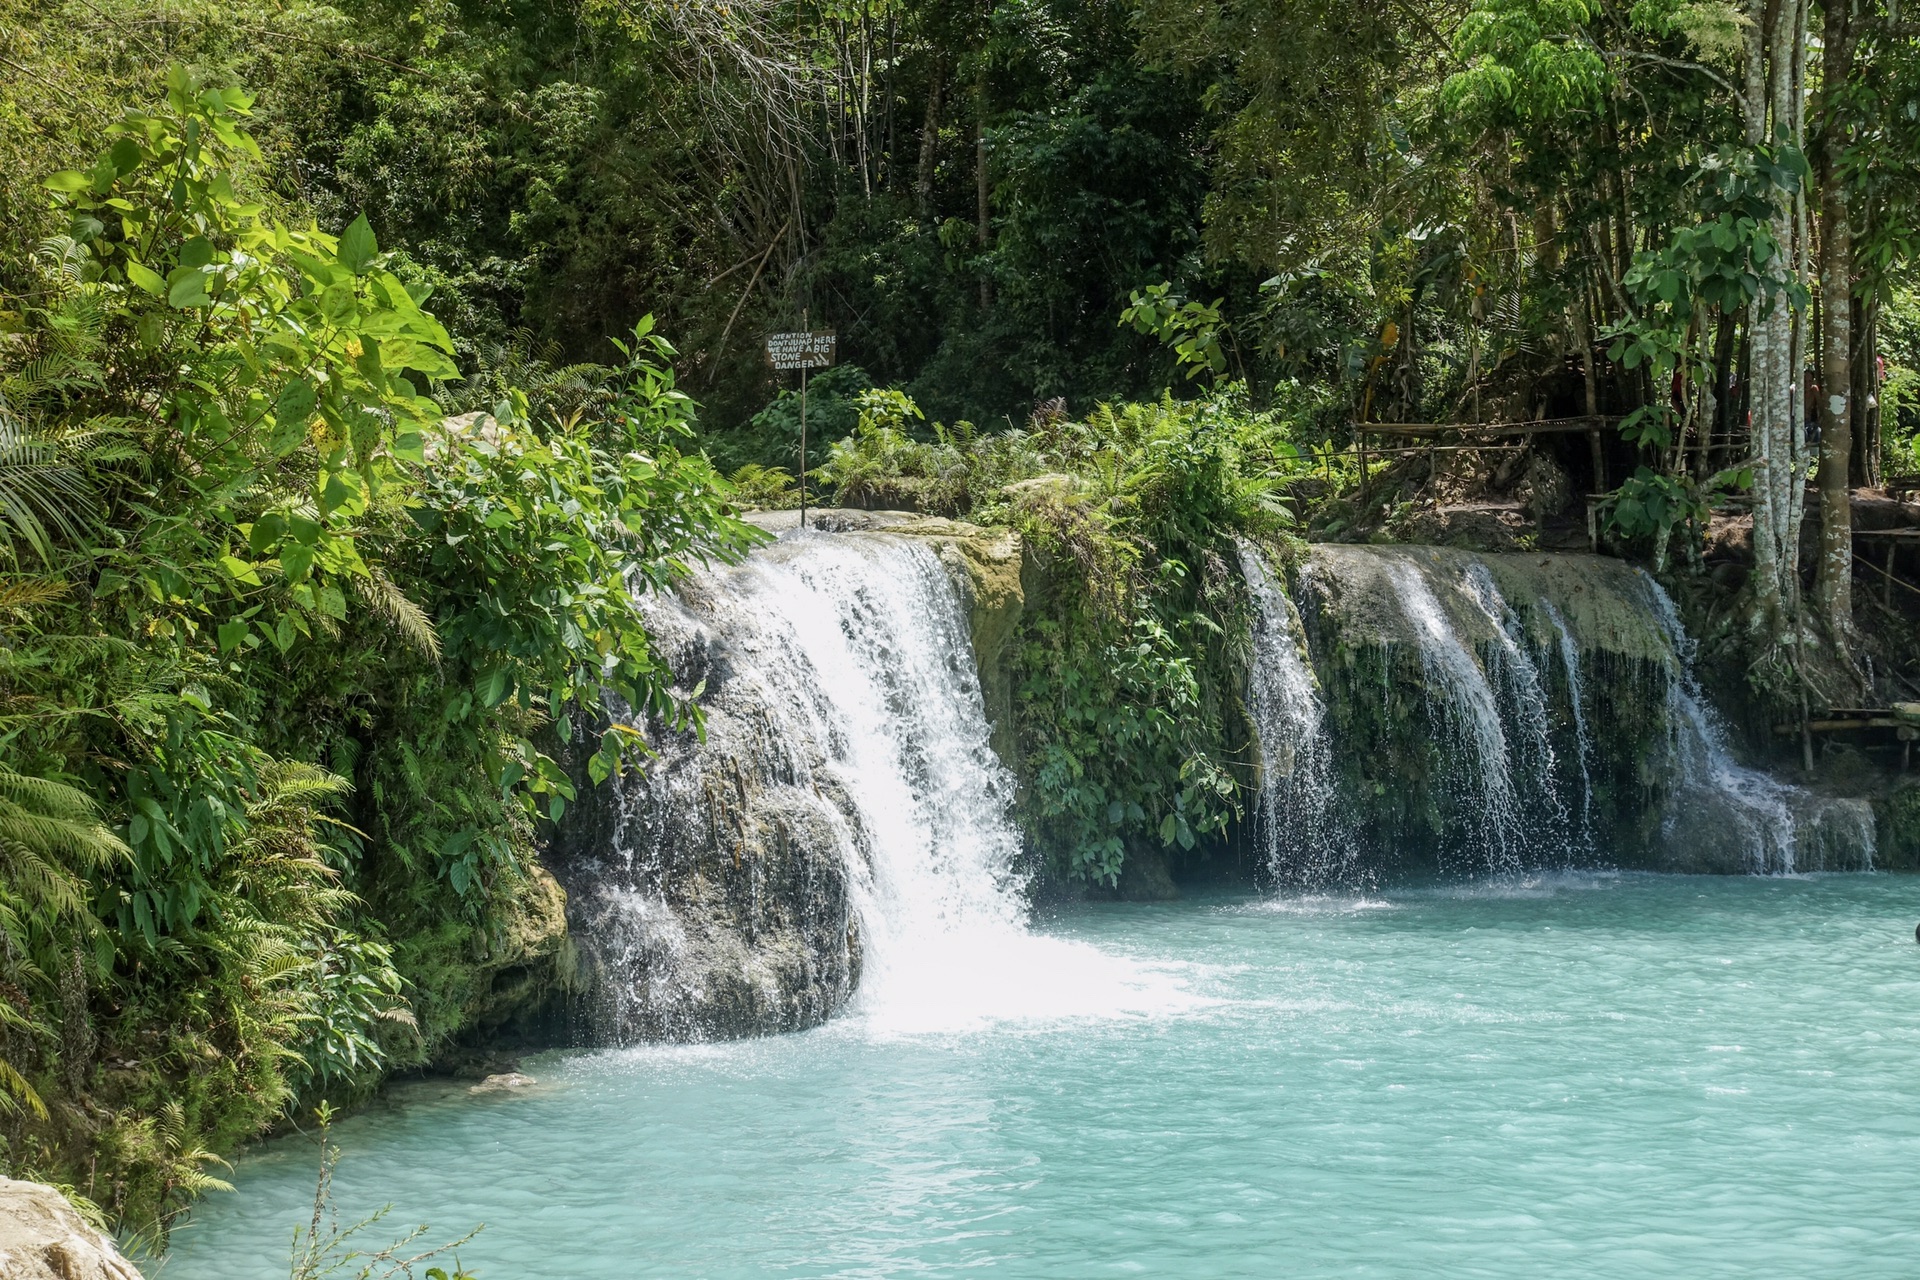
left=568, top=530, right=1188, bottom=1042
left=1237, top=543, right=1351, bottom=886
left=1637, top=574, right=1876, bottom=873
left=1461, top=562, right=1572, bottom=852
left=1540, top=601, right=1598, bottom=851
left=1246, top=543, right=1877, bottom=881
left=1381, top=557, right=1530, bottom=871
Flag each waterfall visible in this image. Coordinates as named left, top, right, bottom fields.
left=1381, top=557, right=1530, bottom=871
left=1264, top=545, right=1873, bottom=879
left=1637, top=575, right=1876, bottom=873
left=568, top=530, right=1188, bottom=1042
left=1237, top=543, right=1351, bottom=886
left=1461, top=562, right=1573, bottom=852
left=1540, top=602, right=1597, bottom=850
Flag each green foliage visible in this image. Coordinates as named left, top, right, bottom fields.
left=727, top=464, right=799, bottom=509
left=1121, top=285, right=1230, bottom=384
left=736, top=365, right=874, bottom=475
left=288, top=933, right=412, bottom=1095
left=815, top=380, right=1306, bottom=882
left=0, top=68, right=755, bottom=1239
left=1598, top=463, right=1750, bottom=572
left=1445, top=1, right=1608, bottom=123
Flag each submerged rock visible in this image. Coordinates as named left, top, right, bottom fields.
left=468, top=1072, right=538, bottom=1094
left=0, top=1180, right=142, bottom=1280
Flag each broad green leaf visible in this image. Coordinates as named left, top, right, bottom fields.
left=280, top=542, right=316, bottom=583
left=126, top=261, right=166, bottom=296
left=167, top=267, right=210, bottom=308
left=338, top=213, right=378, bottom=274
left=43, top=170, right=90, bottom=193
left=383, top=339, right=459, bottom=379
left=274, top=379, right=316, bottom=425
left=320, top=281, right=357, bottom=322
left=216, top=620, right=250, bottom=652
left=219, top=555, right=262, bottom=586
left=319, top=470, right=363, bottom=516
left=248, top=513, right=287, bottom=555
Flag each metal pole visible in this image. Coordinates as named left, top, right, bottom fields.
left=799, top=364, right=809, bottom=530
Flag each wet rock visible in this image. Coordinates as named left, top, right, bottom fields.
left=1284, top=544, right=1873, bottom=875
left=0, top=1179, right=143, bottom=1280
left=468, top=1072, right=538, bottom=1094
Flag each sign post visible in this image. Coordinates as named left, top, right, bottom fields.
left=764, top=329, right=836, bottom=528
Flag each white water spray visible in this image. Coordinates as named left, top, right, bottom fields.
left=1637, top=573, right=1875, bottom=873
left=581, top=531, right=1195, bottom=1041
left=1237, top=543, right=1352, bottom=886
left=1384, top=558, right=1527, bottom=870
left=1461, top=562, right=1572, bottom=850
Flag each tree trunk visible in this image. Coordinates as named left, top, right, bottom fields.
left=974, top=67, right=992, bottom=310
left=1854, top=294, right=1881, bottom=487
left=1739, top=0, right=1806, bottom=634
left=1814, top=0, right=1858, bottom=633
left=915, top=55, right=946, bottom=221
left=1706, top=308, right=1736, bottom=476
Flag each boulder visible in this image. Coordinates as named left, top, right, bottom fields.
left=0, top=1179, right=142, bottom=1280
left=467, top=1072, right=538, bottom=1095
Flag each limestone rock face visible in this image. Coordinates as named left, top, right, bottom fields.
left=555, top=512, right=1026, bottom=1044
left=1294, top=545, right=1677, bottom=873
left=555, top=579, right=861, bottom=1041
left=0, top=1180, right=142, bottom=1280
left=1287, top=544, right=1873, bottom=875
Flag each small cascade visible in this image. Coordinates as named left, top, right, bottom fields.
left=1271, top=544, right=1874, bottom=879
left=1381, top=557, right=1529, bottom=871
left=1461, top=563, right=1573, bottom=852
left=566, top=530, right=1185, bottom=1043
left=1540, top=602, right=1597, bottom=849
left=1237, top=543, right=1351, bottom=887
left=1637, top=575, right=1876, bottom=873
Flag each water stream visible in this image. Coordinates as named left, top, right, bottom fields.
left=572, top=532, right=1188, bottom=1039
left=1636, top=573, right=1876, bottom=874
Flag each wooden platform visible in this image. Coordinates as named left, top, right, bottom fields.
left=1353, top=415, right=1619, bottom=440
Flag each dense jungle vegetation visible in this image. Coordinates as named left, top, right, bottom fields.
left=3, top=0, right=1920, bottom=1248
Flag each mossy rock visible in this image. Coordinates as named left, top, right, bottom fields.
left=1880, top=780, right=1920, bottom=871
left=1293, top=545, right=1678, bottom=873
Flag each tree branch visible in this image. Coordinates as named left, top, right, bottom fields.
left=1597, top=47, right=1742, bottom=101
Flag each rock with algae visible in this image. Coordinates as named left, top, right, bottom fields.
left=1292, top=545, right=1685, bottom=873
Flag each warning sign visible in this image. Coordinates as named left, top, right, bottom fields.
left=765, top=331, right=837, bottom=371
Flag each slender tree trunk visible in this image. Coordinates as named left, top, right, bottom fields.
left=916, top=55, right=946, bottom=220
left=1706, top=308, right=1735, bottom=476
left=883, top=9, right=897, bottom=190
left=1740, top=0, right=1806, bottom=634
left=974, top=67, right=992, bottom=310
left=1814, top=0, right=1859, bottom=632
left=1854, top=294, right=1881, bottom=486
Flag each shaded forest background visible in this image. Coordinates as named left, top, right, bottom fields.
left=7, top=0, right=1920, bottom=481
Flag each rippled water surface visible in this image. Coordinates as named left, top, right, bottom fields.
left=165, top=873, right=1920, bottom=1279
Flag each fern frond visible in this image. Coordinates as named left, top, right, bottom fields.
left=353, top=569, right=441, bottom=662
